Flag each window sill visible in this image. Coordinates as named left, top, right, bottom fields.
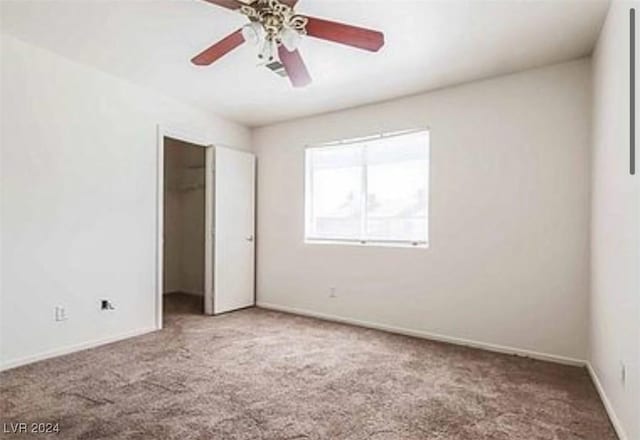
left=304, top=239, right=429, bottom=249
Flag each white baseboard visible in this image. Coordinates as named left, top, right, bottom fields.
left=0, top=326, right=157, bottom=372
left=586, top=362, right=628, bottom=440
left=256, top=302, right=586, bottom=367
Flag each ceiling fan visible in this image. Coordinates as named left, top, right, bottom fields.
left=191, top=0, right=385, bottom=87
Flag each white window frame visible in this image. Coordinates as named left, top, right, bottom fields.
left=304, top=129, right=430, bottom=248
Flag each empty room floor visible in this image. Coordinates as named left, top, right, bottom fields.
left=0, top=293, right=616, bottom=440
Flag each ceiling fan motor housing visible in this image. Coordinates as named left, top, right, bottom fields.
left=240, top=0, right=308, bottom=47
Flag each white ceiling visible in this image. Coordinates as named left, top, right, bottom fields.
left=1, top=0, right=609, bottom=127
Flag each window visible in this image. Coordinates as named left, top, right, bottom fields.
left=305, top=129, right=429, bottom=247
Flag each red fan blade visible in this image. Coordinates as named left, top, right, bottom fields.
left=191, top=29, right=245, bottom=66
left=304, top=16, right=384, bottom=52
left=278, top=46, right=311, bottom=87
left=201, top=0, right=244, bottom=10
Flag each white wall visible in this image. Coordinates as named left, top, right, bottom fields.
left=0, top=34, right=251, bottom=370
left=590, top=2, right=640, bottom=439
left=254, top=59, right=592, bottom=362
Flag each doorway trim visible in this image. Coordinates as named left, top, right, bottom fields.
left=155, top=124, right=212, bottom=330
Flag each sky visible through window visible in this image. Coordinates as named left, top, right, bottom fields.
left=305, top=130, right=429, bottom=245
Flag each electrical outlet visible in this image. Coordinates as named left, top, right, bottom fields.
left=54, top=306, right=67, bottom=322
left=329, top=287, right=337, bottom=298
left=101, top=300, right=115, bottom=311
left=620, top=361, right=626, bottom=386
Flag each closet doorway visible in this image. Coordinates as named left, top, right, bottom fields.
left=163, top=138, right=206, bottom=314
left=158, top=133, right=256, bottom=326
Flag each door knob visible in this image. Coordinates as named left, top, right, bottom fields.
left=246, top=235, right=254, bottom=242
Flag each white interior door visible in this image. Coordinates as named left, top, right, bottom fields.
left=212, top=146, right=256, bottom=314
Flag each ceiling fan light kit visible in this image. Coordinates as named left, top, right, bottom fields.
left=192, top=0, right=385, bottom=88
left=240, top=21, right=264, bottom=46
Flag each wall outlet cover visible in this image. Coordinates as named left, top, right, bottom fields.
left=101, top=300, right=115, bottom=311
left=54, top=306, right=67, bottom=322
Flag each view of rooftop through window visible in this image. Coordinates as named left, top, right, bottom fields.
left=305, top=130, right=430, bottom=246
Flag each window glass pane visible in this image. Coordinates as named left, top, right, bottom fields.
left=307, top=146, right=363, bottom=240
left=305, top=130, right=429, bottom=245
left=365, top=132, right=429, bottom=242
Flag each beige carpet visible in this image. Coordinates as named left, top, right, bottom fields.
left=0, top=293, right=616, bottom=439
